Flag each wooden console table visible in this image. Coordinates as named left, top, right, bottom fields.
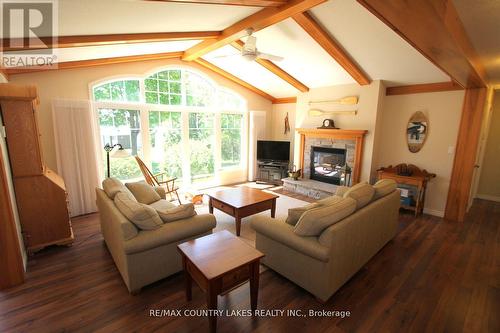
left=378, top=164, right=435, bottom=216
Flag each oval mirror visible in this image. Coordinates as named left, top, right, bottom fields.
left=407, top=111, right=428, bottom=153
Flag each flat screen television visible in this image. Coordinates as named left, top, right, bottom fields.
left=257, top=140, right=290, bottom=162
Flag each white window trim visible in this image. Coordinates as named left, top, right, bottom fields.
left=90, top=67, right=248, bottom=189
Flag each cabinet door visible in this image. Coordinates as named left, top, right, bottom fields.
left=1, top=100, right=44, bottom=177
left=259, top=169, right=270, bottom=181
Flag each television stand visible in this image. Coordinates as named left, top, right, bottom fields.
left=256, top=161, right=289, bottom=185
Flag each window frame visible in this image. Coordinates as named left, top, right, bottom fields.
left=90, top=67, right=248, bottom=188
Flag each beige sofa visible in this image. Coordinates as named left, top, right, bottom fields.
left=251, top=183, right=399, bottom=302
left=96, top=183, right=216, bottom=293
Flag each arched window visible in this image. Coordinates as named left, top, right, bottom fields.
left=92, top=68, right=247, bottom=185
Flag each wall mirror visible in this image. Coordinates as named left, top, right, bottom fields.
left=407, top=111, right=428, bottom=153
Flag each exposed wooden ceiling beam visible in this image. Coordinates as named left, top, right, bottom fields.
left=273, top=97, right=296, bottom=104
left=182, top=0, right=326, bottom=61
left=292, top=11, right=371, bottom=86
left=146, top=0, right=287, bottom=7
left=230, top=40, right=309, bottom=92
left=1, top=31, right=219, bottom=51
left=386, top=81, right=463, bottom=96
left=4, top=52, right=184, bottom=75
left=193, top=58, right=275, bottom=101
left=357, top=0, right=487, bottom=88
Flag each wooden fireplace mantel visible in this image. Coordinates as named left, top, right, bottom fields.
left=297, top=128, right=368, bottom=184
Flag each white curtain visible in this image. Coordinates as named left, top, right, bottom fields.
left=52, top=99, right=101, bottom=217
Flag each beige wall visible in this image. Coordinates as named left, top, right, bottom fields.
left=9, top=59, right=273, bottom=172
left=294, top=80, right=385, bottom=182
left=271, top=103, right=295, bottom=163
left=377, top=90, right=465, bottom=216
left=477, top=90, right=500, bottom=200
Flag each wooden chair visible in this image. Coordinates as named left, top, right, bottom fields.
left=134, top=156, right=181, bottom=205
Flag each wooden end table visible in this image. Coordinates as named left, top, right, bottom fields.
left=207, top=187, right=278, bottom=236
left=177, top=230, right=264, bottom=333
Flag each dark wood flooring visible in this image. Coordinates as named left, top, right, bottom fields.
left=0, top=199, right=499, bottom=333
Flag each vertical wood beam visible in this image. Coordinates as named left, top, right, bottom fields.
left=445, top=88, right=487, bottom=221
left=0, top=145, right=24, bottom=289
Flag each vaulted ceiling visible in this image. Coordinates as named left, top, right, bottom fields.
left=3, top=0, right=490, bottom=99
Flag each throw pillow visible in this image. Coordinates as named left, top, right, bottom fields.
left=102, top=177, right=133, bottom=199
left=294, top=197, right=357, bottom=236
left=373, top=179, right=397, bottom=200
left=343, top=182, right=375, bottom=209
left=286, top=203, right=321, bottom=226
left=156, top=203, right=197, bottom=223
left=114, top=192, right=163, bottom=230
left=125, top=181, right=162, bottom=205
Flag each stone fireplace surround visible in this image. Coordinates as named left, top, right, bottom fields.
left=283, top=128, right=368, bottom=199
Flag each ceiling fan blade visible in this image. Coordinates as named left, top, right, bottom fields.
left=257, top=52, right=284, bottom=62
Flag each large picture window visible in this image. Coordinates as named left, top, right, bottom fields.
left=92, top=68, right=247, bottom=187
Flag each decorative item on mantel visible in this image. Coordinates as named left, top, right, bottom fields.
left=287, top=165, right=301, bottom=180
left=377, top=164, right=436, bottom=216
left=317, top=118, right=339, bottom=129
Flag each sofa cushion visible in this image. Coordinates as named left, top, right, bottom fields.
left=294, top=197, right=357, bottom=236
left=124, top=214, right=217, bottom=254
left=343, top=182, right=375, bottom=209
left=285, top=202, right=321, bottom=226
left=125, top=181, right=161, bottom=205
left=114, top=192, right=163, bottom=230
left=149, top=199, right=177, bottom=211
left=157, top=203, right=197, bottom=223
left=102, top=177, right=133, bottom=199
left=373, top=179, right=397, bottom=200
left=317, top=195, right=343, bottom=206
left=335, top=186, right=349, bottom=197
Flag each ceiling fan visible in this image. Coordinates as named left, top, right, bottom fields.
left=215, top=28, right=284, bottom=62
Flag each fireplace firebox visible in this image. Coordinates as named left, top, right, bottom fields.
left=310, top=146, right=347, bottom=185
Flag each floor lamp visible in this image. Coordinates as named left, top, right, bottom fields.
left=104, top=143, right=130, bottom=178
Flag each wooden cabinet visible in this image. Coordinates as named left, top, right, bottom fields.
left=378, top=164, right=435, bottom=216
left=0, top=84, right=73, bottom=253
left=256, top=161, right=288, bottom=185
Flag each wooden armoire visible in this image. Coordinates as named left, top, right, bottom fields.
left=0, top=83, right=73, bottom=253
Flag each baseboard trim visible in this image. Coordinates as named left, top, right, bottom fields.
left=423, top=208, right=444, bottom=217
left=476, top=194, right=500, bottom=203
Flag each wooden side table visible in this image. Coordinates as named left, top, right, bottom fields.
left=177, top=230, right=264, bottom=333
left=378, top=164, right=435, bottom=216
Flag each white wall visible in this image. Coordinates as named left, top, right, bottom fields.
left=377, top=90, right=465, bottom=216
left=294, top=80, right=385, bottom=182
left=271, top=103, right=295, bottom=163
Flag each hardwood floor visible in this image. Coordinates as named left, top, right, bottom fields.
left=0, top=199, right=498, bottom=332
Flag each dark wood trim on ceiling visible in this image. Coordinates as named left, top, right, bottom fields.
left=293, top=11, right=371, bottom=86
left=182, top=0, right=327, bottom=61
left=1, top=31, right=220, bottom=52
left=386, top=81, right=463, bottom=96
left=356, top=0, right=488, bottom=88
left=145, top=0, right=288, bottom=7
left=272, top=97, right=296, bottom=104
left=231, top=40, right=309, bottom=92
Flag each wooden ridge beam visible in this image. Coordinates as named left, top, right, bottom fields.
left=357, top=0, right=487, bottom=88
left=386, top=81, right=463, bottom=96
left=193, top=58, right=275, bottom=101
left=293, top=11, right=370, bottom=86
left=273, top=97, right=296, bottom=104
left=146, top=0, right=288, bottom=7
left=4, top=52, right=184, bottom=75
left=231, top=40, right=309, bottom=92
left=1, top=31, right=220, bottom=51
left=182, top=0, right=327, bottom=61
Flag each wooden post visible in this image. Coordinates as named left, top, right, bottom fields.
left=445, top=88, right=487, bottom=221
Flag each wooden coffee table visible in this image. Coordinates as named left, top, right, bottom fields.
left=177, top=230, right=264, bottom=333
left=208, top=187, right=278, bottom=236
